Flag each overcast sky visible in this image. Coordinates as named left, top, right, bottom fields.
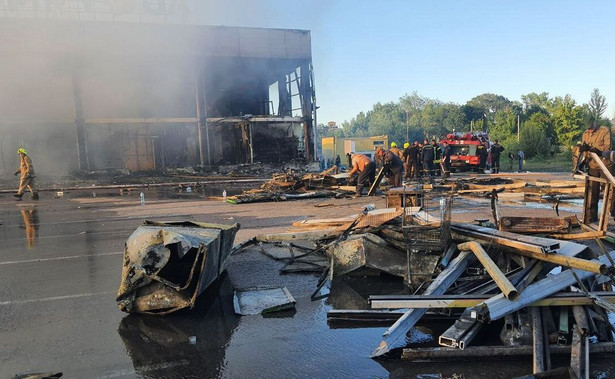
left=188, top=0, right=615, bottom=125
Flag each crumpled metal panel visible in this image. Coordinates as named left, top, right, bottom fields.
left=117, top=220, right=239, bottom=315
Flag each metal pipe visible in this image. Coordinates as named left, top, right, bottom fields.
left=476, top=252, right=615, bottom=322
left=510, top=248, right=608, bottom=275
left=458, top=241, right=519, bottom=301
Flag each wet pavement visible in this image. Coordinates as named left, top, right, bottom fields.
left=1, top=187, right=614, bottom=378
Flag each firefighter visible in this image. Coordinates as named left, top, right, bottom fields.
left=383, top=148, right=404, bottom=187
left=14, top=148, right=39, bottom=200
left=432, top=139, right=441, bottom=176
left=441, top=140, right=451, bottom=178
left=477, top=144, right=487, bottom=172
left=491, top=139, right=505, bottom=174
left=421, top=139, right=435, bottom=177
left=348, top=153, right=376, bottom=196
left=580, top=120, right=613, bottom=223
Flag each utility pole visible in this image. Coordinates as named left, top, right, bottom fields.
left=405, top=110, right=409, bottom=142
left=517, top=115, right=520, bottom=142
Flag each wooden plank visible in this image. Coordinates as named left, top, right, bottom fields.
left=458, top=241, right=519, bottom=301
left=292, top=208, right=402, bottom=229
left=402, top=343, right=615, bottom=361
left=548, top=231, right=605, bottom=240
left=590, top=152, right=615, bottom=185
left=570, top=327, right=588, bottom=379
left=531, top=307, right=546, bottom=374
left=367, top=167, right=385, bottom=196
left=369, top=292, right=615, bottom=309
left=256, top=230, right=344, bottom=242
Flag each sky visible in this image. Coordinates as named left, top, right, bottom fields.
left=189, top=0, right=615, bottom=125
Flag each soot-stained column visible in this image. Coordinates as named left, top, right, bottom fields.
left=71, top=59, right=89, bottom=171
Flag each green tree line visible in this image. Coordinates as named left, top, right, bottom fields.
left=318, top=89, right=612, bottom=159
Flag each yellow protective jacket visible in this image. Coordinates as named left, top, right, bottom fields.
left=19, top=154, right=35, bottom=179
left=582, top=126, right=611, bottom=169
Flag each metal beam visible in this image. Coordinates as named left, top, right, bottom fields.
left=85, top=118, right=199, bottom=124
left=370, top=250, right=475, bottom=358
left=472, top=251, right=615, bottom=322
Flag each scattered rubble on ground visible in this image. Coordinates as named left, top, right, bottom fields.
left=111, top=167, right=615, bottom=377
left=234, top=175, right=615, bottom=378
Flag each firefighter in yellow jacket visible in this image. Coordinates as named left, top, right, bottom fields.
left=580, top=121, right=612, bottom=222
left=14, top=148, right=39, bottom=200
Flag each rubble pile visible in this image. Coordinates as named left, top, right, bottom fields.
left=226, top=166, right=357, bottom=204
left=247, top=184, right=615, bottom=378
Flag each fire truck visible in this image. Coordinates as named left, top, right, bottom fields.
left=443, top=132, right=489, bottom=172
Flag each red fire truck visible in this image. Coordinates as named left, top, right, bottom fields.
left=443, top=132, right=489, bottom=172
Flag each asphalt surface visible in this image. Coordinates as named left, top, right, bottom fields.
left=1, top=175, right=613, bottom=378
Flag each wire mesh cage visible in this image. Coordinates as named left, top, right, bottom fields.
left=401, top=188, right=453, bottom=253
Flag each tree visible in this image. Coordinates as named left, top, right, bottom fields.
left=491, top=108, right=517, bottom=142
left=588, top=88, right=607, bottom=121
left=521, top=92, right=553, bottom=111
left=520, top=112, right=550, bottom=158
left=552, top=95, right=584, bottom=148
left=466, top=93, right=512, bottom=131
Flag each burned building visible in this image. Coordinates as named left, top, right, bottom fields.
left=0, top=17, right=316, bottom=174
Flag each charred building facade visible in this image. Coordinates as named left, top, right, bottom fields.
left=0, top=19, right=316, bottom=174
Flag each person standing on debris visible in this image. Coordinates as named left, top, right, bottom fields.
left=421, top=139, right=435, bottom=177
left=335, top=155, right=341, bottom=169
left=517, top=150, right=525, bottom=172
left=348, top=153, right=376, bottom=196
left=440, top=140, right=451, bottom=178
left=14, top=148, right=39, bottom=200
left=383, top=148, right=404, bottom=187
left=580, top=119, right=613, bottom=223
left=490, top=139, right=504, bottom=174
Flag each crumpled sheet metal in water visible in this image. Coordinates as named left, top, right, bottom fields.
left=233, top=286, right=296, bottom=315
left=116, top=220, right=239, bottom=315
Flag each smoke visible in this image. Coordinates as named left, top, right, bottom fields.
left=0, top=2, right=314, bottom=176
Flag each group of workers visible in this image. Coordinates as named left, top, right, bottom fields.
left=348, top=139, right=453, bottom=196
